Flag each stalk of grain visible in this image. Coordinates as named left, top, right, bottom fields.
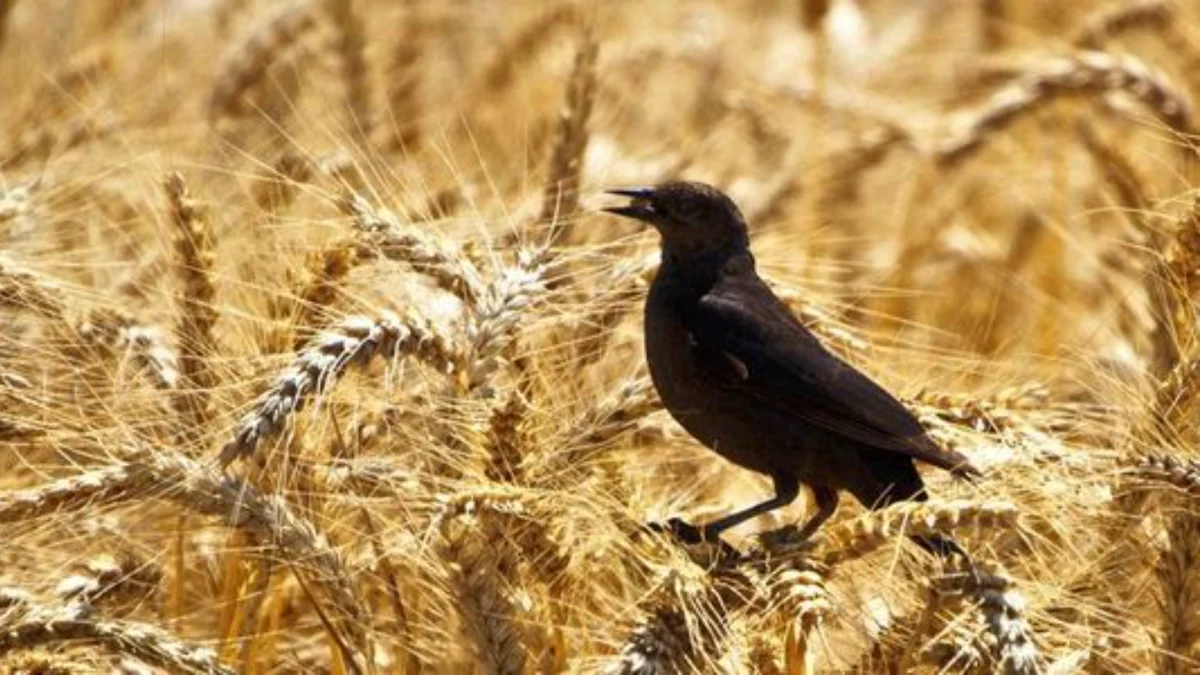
left=980, top=0, right=1007, bottom=51
left=463, top=248, right=550, bottom=393
left=1146, top=198, right=1200, bottom=386
left=0, top=0, right=16, bottom=58
left=323, top=0, right=373, bottom=139
left=484, top=389, right=532, bottom=483
left=383, top=5, right=423, bottom=151
left=813, top=500, right=1019, bottom=565
left=533, top=378, right=660, bottom=479
left=340, top=191, right=483, bottom=303
left=772, top=564, right=829, bottom=675
left=434, top=496, right=530, bottom=674
left=566, top=256, right=646, bottom=367
left=606, top=567, right=754, bottom=675
left=209, top=1, right=317, bottom=121
left=937, top=52, right=1194, bottom=166
left=166, top=173, right=219, bottom=438
left=0, top=599, right=233, bottom=675
left=478, top=3, right=580, bottom=95
left=253, top=153, right=315, bottom=213
left=278, top=237, right=358, bottom=353
left=63, top=309, right=180, bottom=394
left=1, top=113, right=117, bottom=171
left=249, top=42, right=313, bottom=148
left=219, top=311, right=460, bottom=466
left=1157, top=510, right=1200, bottom=674
left=539, top=29, right=598, bottom=244
left=1072, top=0, right=1173, bottom=49
left=0, top=448, right=373, bottom=670
left=0, top=256, right=68, bottom=320
left=933, top=559, right=1041, bottom=674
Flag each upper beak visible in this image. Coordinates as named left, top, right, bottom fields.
left=602, top=187, right=658, bottom=222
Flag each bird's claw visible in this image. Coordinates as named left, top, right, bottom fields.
left=648, top=517, right=707, bottom=543
left=647, top=518, right=742, bottom=563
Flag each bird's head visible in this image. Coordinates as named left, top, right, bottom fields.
left=603, top=181, right=750, bottom=261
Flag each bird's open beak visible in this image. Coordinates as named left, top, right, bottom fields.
left=602, top=187, right=658, bottom=222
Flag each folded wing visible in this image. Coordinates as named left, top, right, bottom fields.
left=686, top=275, right=979, bottom=478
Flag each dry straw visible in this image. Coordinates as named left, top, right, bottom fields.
left=220, top=311, right=460, bottom=466
left=324, top=0, right=373, bottom=138
left=383, top=6, right=423, bottom=150
left=167, top=173, right=218, bottom=434
left=1071, top=0, right=1174, bottom=49
left=0, top=448, right=373, bottom=670
left=937, top=51, right=1194, bottom=165
left=341, top=192, right=484, bottom=303
left=435, top=494, right=531, bottom=674
left=0, top=599, right=233, bottom=675
left=539, top=29, right=599, bottom=241
left=0, top=256, right=67, bottom=320
left=209, top=1, right=317, bottom=120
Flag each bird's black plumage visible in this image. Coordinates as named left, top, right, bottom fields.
left=604, top=181, right=979, bottom=554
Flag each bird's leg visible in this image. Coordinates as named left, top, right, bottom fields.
left=795, top=485, right=839, bottom=542
left=661, top=474, right=801, bottom=544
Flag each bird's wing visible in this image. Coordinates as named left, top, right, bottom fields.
left=686, top=276, right=979, bottom=477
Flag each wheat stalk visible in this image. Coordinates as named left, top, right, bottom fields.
left=166, top=173, right=218, bottom=436
left=937, top=52, right=1194, bottom=165
left=219, top=311, right=459, bottom=466
left=0, top=448, right=372, bottom=669
left=340, top=192, right=484, bottom=303
left=463, top=248, right=550, bottom=392
left=936, top=559, right=1041, bottom=674
left=1147, top=198, right=1200, bottom=384
left=323, top=0, right=372, bottom=139
left=383, top=5, right=423, bottom=151
left=1157, top=508, right=1200, bottom=674
left=435, top=494, right=531, bottom=674
left=209, top=1, right=317, bottom=120
left=607, top=566, right=755, bottom=674
left=815, top=500, right=1019, bottom=565
left=539, top=29, right=598, bottom=242
left=0, top=256, right=68, bottom=320
left=479, top=4, right=580, bottom=95
left=1072, top=0, right=1174, bottom=49
left=1, top=113, right=117, bottom=170
left=253, top=153, right=315, bottom=213
left=0, top=600, right=233, bottom=675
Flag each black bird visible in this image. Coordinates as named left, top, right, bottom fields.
left=603, top=181, right=979, bottom=555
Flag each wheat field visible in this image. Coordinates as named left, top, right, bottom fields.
left=2, top=0, right=1200, bottom=672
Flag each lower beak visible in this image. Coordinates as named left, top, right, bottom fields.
left=602, top=187, right=657, bottom=222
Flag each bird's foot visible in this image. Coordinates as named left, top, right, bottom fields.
left=648, top=518, right=741, bottom=564
left=649, top=517, right=706, bottom=544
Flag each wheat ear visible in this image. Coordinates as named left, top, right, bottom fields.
left=340, top=192, right=484, bottom=303
left=938, top=52, right=1194, bottom=165
left=323, top=0, right=372, bottom=138
left=817, top=500, right=1019, bottom=565
left=0, top=256, right=68, bottom=320
left=539, top=29, right=598, bottom=242
left=209, top=1, right=317, bottom=120
left=0, top=600, right=232, bottom=675
left=435, top=494, right=530, bottom=674
left=0, top=448, right=372, bottom=669
left=166, top=173, right=219, bottom=435
left=1072, top=0, right=1174, bottom=49
left=220, top=312, right=459, bottom=466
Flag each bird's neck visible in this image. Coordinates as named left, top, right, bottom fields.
left=661, top=247, right=755, bottom=295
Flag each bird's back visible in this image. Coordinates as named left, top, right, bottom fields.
left=645, top=260, right=976, bottom=494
